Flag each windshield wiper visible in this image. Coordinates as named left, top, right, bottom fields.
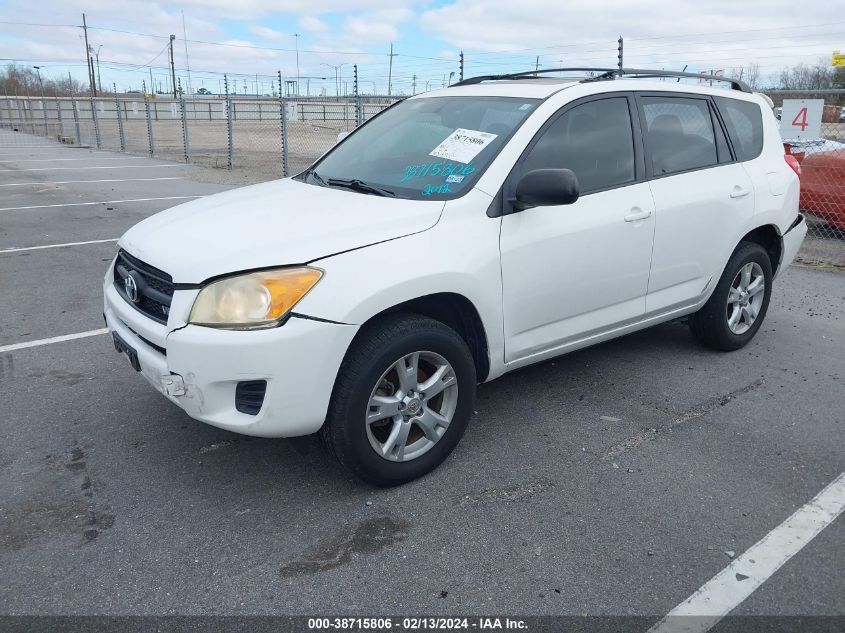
left=303, top=168, right=328, bottom=186
left=326, top=178, right=397, bottom=198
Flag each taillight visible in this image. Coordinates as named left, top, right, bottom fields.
left=784, top=154, right=801, bottom=177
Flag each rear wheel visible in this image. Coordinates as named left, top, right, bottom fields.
left=322, top=313, right=476, bottom=486
left=690, top=241, right=773, bottom=351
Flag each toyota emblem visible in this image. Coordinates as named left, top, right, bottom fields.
left=124, top=274, right=140, bottom=303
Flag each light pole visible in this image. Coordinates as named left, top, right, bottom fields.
left=95, top=45, right=103, bottom=94
left=33, top=66, right=43, bottom=91
left=321, top=63, right=346, bottom=97
left=293, top=33, right=300, bottom=95
left=448, top=71, right=455, bottom=86
left=33, top=66, right=48, bottom=135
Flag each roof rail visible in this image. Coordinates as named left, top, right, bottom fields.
left=451, top=67, right=751, bottom=93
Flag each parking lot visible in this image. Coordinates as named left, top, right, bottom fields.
left=0, top=130, right=843, bottom=623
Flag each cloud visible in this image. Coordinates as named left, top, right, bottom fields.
left=249, top=26, right=286, bottom=41
left=344, top=17, right=399, bottom=43
left=298, top=16, right=330, bottom=34
left=2, top=0, right=841, bottom=95
left=420, top=0, right=838, bottom=75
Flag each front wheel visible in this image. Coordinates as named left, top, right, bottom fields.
left=690, top=241, right=773, bottom=351
left=322, top=313, right=477, bottom=486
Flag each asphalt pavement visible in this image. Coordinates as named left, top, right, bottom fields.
left=0, top=130, right=842, bottom=621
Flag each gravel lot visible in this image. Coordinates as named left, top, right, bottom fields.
left=0, top=131, right=843, bottom=624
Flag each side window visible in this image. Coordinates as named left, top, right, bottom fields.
left=641, top=96, right=718, bottom=175
left=519, top=97, right=635, bottom=194
left=715, top=97, right=764, bottom=161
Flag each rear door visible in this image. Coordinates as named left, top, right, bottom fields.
left=499, top=94, right=656, bottom=363
left=637, top=92, right=755, bottom=315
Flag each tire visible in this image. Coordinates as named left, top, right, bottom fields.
left=321, top=313, right=477, bottom=486
left=690, top=241, right=773, bottom=351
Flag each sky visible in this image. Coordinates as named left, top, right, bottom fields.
left=0, top=0, right=841, bottom=96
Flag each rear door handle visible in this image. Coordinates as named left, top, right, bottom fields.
left=624, top=209, right=653, bottom=222
left=730, top=186, right=751, bottom=198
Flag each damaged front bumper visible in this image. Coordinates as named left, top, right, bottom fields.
left=103, top=279, right=357, bottom=438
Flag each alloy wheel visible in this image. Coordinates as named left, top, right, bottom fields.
left=365, top=351, right=459, bottom=462
left=726, top=262, right=765, bottom=335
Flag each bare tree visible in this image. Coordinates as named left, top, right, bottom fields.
left=745, top=62, right=761, bottom=90
left=0, top=63, right=88, bottom=96
left=728, top=63, right=762, bottom=89
left=777, top=60, right=836, bottom=90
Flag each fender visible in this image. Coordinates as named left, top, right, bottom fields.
left=294, top=189, right=508, bottom=380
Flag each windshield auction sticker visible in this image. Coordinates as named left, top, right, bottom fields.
left=429, top=128, right=498, bottom=164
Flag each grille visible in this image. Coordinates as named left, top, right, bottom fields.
left=113, top=249, right=174, bottom=324
left=235, top=381, right=267, bottom=416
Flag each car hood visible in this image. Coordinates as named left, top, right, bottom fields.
left=118, top=178, right=445, bottom=283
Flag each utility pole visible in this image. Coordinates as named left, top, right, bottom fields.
left=149, top=68, right=154, bottom=94
left=387, top=42, right=396, bottom=97
left=293, top=33, right=300, bottom=96
left=535, top=56, right=539, bottom=72
left=169, top=34, right=177, bottom=98
left=82, top=13, right=96, bottom=96
left=412, top=74, right=416, bottom=95
left=617, top=36, right=624, bottom=72
left=459, top=51, right=464, bottom=82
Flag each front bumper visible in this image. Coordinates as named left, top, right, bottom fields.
left=103, top=280, right=357, bottom=438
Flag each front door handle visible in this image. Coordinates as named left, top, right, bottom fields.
left=624, top=208, right=653, bottom=222
left=730, top=186, right=751, bottom=198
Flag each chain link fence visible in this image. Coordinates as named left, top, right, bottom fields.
left=0, top=90, right=397, bottom=182
left=2, top=87, right=844, bottom=258
left=766, top=90, right=845, bottom=253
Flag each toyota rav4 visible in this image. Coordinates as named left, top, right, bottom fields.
left=104, top=68, right=806, bottom=486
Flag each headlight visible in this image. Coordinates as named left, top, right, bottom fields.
left=189, top=267, right=322, bottom=329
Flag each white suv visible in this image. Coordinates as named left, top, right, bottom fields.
left=104, top=69, right=806, bottom=486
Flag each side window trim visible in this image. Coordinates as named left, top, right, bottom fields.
left=708, top=97, right=738, bottom=164
left=634, top=91, right=725, bottom=180
left=495, top=91, right=643, bottom=217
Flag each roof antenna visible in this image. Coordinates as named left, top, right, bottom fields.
left=677, top=64, right=688, bottom=82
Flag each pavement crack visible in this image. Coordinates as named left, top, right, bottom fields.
left=459, top=480, right=553, bottom=506
left=600, top=378, right=764, bottom=461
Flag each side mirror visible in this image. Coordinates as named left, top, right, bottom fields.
left=336, top=131, right=351, bottom=143
left=513, top=168, right=579, bottom=210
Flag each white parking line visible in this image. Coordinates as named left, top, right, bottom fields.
left=0, top=156, right=151, bottom=163
left=648, top=471, right=845, bottom=633
left=0, top=238, right=118, bottom=254
left=0, top=329, right=109, bottom=354
left=0, top=195, right=202, bottom=212
left=0, top=177, right=184, bottom=187
left=1, top=164, right=181, bottom=172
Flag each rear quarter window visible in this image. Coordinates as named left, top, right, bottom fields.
left=715, top=97, right=764, bottom=161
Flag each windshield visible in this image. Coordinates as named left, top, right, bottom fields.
left=301, top=96, right=540, bottom=200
